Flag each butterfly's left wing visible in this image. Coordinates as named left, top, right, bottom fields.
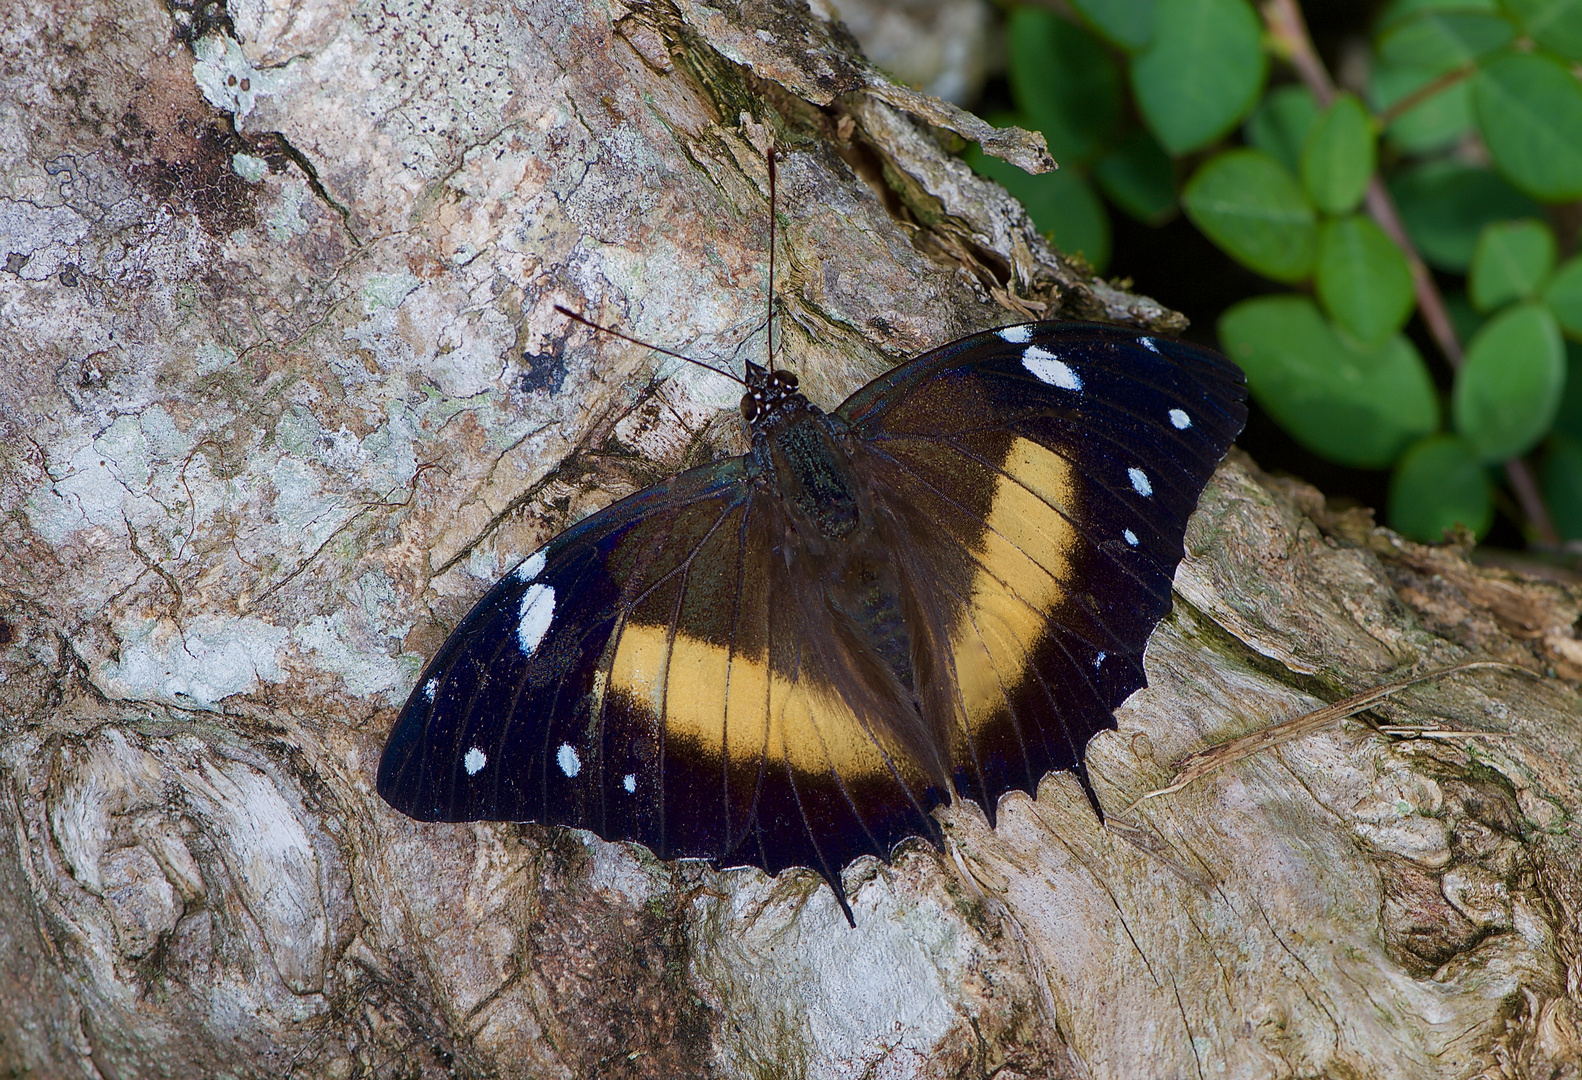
left=839, top=321, right=1247, bottom=819
left=377, top=448, right=948, bottom=922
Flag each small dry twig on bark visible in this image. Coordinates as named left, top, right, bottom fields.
left=1125, top=660, right=1532, bottom=814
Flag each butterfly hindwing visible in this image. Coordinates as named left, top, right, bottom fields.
left=590, top=473, right=952, bottom=894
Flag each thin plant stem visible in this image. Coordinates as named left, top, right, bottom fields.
left=1262, top=0, right=1336, bottom=104
left=1362, top=180, right=1463, bottom=369
left=1376, top=63, right=1477, bottom=127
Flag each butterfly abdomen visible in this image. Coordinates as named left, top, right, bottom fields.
left=754, top=409, right=863, bottom=543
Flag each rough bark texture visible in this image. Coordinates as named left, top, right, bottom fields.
left=3, top=0, right=1581, bottom=1077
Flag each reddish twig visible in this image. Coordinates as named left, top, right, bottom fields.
left=1504, top=459, right=1557, bottom=542
left=1362, top=180, right=1463, bottom=369
left=1262, top=0, right=1336, bottom=104
left=1376, top=63, right=1478, bottom=127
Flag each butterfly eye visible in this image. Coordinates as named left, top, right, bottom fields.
left=740, top=394, right=759, bottom=422
left=772, top=371, right=798, bottom=389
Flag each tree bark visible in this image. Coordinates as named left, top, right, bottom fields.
left=3, top=0, right=1581, bottom=1077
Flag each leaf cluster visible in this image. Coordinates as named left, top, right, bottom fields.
left=967, top=0, right=1582, bottom=546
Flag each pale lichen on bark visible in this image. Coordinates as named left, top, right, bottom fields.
left=2, top=0, right=1581, bottom=1077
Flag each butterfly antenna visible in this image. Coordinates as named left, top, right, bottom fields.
left=554, top=305, right=746, bottom=386
left=766, top=143, right=778, bottom=373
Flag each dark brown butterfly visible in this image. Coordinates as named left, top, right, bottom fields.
left=377, top=313, right=1247, bottom=924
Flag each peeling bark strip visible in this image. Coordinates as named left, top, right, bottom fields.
left=1, top=1, right=1580, bottom=1079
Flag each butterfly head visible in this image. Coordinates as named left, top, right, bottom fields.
left=740, top=360, right=807, bottom=431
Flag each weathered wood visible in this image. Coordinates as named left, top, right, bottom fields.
left=3, top=1, right=1580, bottom=1077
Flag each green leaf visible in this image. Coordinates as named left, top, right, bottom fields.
left=1388, top=161, right=1541, bottom=271
left=1068, top=0, right=1156, bottom=50
left=1378, top=0, right=1499, bottom=32
left=1092, top=130, right=1176, bottom=223
left=1453, top=301, right=1566, bottom=460
left=1502, top=0, right=1582, bottom=62
left=1376, top=10, right=1515, bottom=72
left=1474, top=52, right=1582, bottom=202
left=1132, top=0, right=1267, bottom=155
left=1182, top=150, right=1317, bottom=282
left=1316, top=216, right=1416, bottom=344
left=1542, top=254, right=1582, bottom=337
left=1245, top=85, right=1319, bottom=175
left=1543, top=435, right=1582, bottom=539
left=1469, top=218, right=1557, bottom=312
left=967, top=145, right=1112, bottom=270
left=1218, top=296, right=1441, bottom=468
left=1006, top=9, right=1122, bottom=165
left=1300, top=93, right=1376, bottom=214
left=1369, top=60, right=1474, bottom=153
left=1388, top=435, right=1494, bottom=540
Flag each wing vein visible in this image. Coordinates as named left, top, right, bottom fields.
left=657, top=495, right=747, bottom=857
left=720, top=497, right=754, bottom=855
left=777, top=644, right=853, bottom=920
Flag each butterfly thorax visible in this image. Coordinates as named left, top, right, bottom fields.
left=741, top=361, right=861, bottom=542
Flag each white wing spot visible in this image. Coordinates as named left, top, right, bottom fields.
left=1094, top=651, right=1107, bottom=668
left=517, top=584, right=556, bottom=656
left=623, top=773, right=637, bottom=793
left=464, top=747, right=487, bottom=775
left=998, top=325, right=1033, bottom=343
left=1022, top=346, right=1082, bottom=390
left=1139, top=336, right=1162, bottom=354
left=1123, top=529, right=1139, bottom=546
left=557, top=742, right=581, bottom=778
left=1129, top=467, right=1153, bottom=497
left=1169, top=408, right=1192, bottom=429
left=513, top=548, right=547, bottom=582
left=423, top=678, right=438, bottom=701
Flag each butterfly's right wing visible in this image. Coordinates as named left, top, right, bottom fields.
left=838, top=322, right=1247, bottom=820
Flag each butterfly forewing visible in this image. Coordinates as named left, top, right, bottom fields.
left=378, top=321, right=1247, bottom=922
left=377, top=459, right=749, bottom=826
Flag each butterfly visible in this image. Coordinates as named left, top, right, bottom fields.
left=377, top=314, right=1248, bottom=925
